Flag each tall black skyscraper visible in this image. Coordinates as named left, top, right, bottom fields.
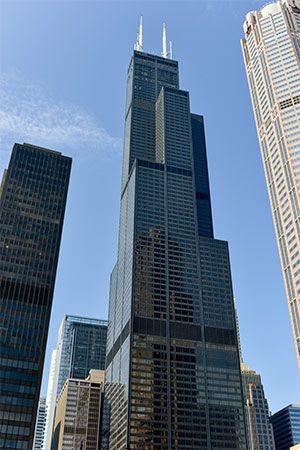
left=0, top=143, right=71, bottom=450
left=105, top=35, right=247, bottom=449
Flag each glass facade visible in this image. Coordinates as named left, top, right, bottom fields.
left=43, top=315, right=108, bottom=450
left=271, top=404, right=300, bottom=449
left=56, top=316, right=108, bottom=395
left=0, top=143, right=71, bottom=450
left=105, top=50, right=247, bottom=449
left=242, top=0, right=300, bottom=368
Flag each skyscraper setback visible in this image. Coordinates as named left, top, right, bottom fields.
left=105, top=29, right=247, bottom=449
left=0, top=143, right=71, bottom=450
left=241, top=0, right=300, bottom=368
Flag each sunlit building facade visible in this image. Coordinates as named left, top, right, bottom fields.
left=0, top=143, right=71, bottom=450
left=105, top=44, right=247, bottom=449
left=242, top=0, right=300, bottom=368
left=51, top=370, right=105, bottom=450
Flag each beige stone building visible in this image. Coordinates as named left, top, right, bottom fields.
left=51, top=370, right=104, bottom=450
left=242, top=0, right=300, bottom=369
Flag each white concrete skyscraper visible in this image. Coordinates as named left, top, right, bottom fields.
left=242, top=0, right=300, bottom=368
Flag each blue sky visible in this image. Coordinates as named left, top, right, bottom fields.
left=0, top=0, right=299, bottom=412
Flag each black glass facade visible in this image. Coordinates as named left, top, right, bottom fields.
left=0, top=143, right=71, bottom=450
left=105, top=51, right=247, bottom=449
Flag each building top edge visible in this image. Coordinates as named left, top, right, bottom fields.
left=133, top=50, right=178, bottom=66
left=19, top=142, right=63, bottom=156
left=64, top=314, right=108, bottom=326
left=243, top=0, right=300, bottom=32
left=271, top=404, right=300, bottom=415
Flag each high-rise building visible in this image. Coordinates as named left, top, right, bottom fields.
left=241, top=363, right=275, bottom=450
left=43, top=315, right=108, bottom=450
left=271, top=404, right=300, bottom=449
left=43, top=350, right=58, bottom=450
left=51, top=370, right=105, bottom=450
left=0, top=143, right=71, bottom=450
left=33, top=398, right=47, bottom=450
left=241, top=0, right=300, bottom=368
left=105, top=26, right=247, bottom=449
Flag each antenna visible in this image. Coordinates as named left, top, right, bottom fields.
left=169, top=41, right=173, bottom=59
left=162, top=23, right=167, bottom=58
left=134, top=15, right=143, bottom=51
left=134, top=33, right=138, bottom=50
left=139, top=15, right=143, bottom=50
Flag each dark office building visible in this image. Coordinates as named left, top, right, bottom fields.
left=0, top=143, right=71, bottom=450
left=105, top=44, right=247, bottom=449
left=271, top=404, right=300, bottom=450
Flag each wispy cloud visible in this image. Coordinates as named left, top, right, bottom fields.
left=0, top=70, right=122, bottom=169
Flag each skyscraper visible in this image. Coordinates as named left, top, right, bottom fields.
left=0, top=143, right=71, bottom=450
left=271, top=404, right=300, bottom=449
left=241, top=0, right=300, bottom=368
left=43, top=315, right=108, bottom=450
left=241, top=363, right=275, bottom=450
left=105, top=25, right=247, bottom=449
left=33, top=398, right=47, bottom=450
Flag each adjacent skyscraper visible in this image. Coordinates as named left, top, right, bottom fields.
left=105, top=27, right=247, bottom=449
left=0, top=143, right=71, bottom=450
left=241, top=363, right=275, bottom=450
left=271, top=404, right=300, bottom=449
left=43, top=315, right=108, bottom=450
left=241, top=0, right=300, bottom=368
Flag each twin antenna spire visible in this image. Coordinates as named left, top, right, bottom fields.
left=134, top=16, right=173, bottom=59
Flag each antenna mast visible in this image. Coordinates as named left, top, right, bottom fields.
left=139, top=15, right=143, bottom=50
left=162, top=23, right=167, bottom=58
left=134, top=15, right=143, bottom=51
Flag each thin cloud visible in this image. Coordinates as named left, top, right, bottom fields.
left=0, top=70, right=122, bottom=168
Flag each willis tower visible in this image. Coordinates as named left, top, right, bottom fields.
left=105, top=20, right=247, bottom=450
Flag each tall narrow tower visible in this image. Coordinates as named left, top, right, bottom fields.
left=105, top=33, right=247, bottom=449
left=0, top=143, right=71, bottom=450
left=241, top=0, right=300, bottom=368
